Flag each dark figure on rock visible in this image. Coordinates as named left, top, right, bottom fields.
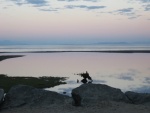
left=77, top=71, right=93, bottom=84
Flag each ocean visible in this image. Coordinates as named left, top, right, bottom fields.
left=0, top=44, right=150, bottom=96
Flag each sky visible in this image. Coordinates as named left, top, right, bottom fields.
left=0, top=0, right=150, bottom=44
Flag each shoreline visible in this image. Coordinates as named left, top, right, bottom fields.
left=0, top=55, right=24, bottom=62
left=1, top=50, right=150, bottom=53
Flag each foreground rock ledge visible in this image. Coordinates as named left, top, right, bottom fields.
left=1, top=84, right=150, bottom=111
left=1, top=85, right=71, bottom=109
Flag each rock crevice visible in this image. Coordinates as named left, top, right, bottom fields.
left=0, top=89, right=4, bottom=105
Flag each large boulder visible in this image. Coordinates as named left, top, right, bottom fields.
left=125, top=91, right=150, bottom=104
left=0, top=89, right=4, bottom=104
left=2, top=85, right=71, bottom=109
left=72, top=84, right=129, bottom=104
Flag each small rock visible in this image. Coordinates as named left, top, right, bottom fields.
left=125, top=91, right=150, bottom=104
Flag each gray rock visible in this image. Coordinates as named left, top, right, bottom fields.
left=72, top=84, right=129, bottom=104
left=125, top=91, right=150, bottom=104
left=0, top=89, right=4, bottom=104
left=2, top=85, right=71, bottom=108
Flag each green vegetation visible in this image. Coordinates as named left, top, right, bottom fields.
left=0, top=74, right=67, bottom=93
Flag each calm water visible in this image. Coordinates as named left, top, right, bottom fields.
left=0, top=52, right=150, bottom=96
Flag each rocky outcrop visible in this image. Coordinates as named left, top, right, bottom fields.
left=1, top=84, right=150, bottom=110
left=1, top=85, right=71, bottom=109
left=0, top=89, right=4, bottom=105
left=125, top=91, right=150, bottom=104
left=72, top=84, right=130, bottom=104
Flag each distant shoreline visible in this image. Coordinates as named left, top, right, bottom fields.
left=0, top=55, right=24, bottom=62
left=1, top=50, right=150, bottom=53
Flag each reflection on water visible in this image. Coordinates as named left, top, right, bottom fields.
left=0, top=52, right=150, bottom=95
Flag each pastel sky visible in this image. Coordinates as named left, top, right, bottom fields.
left=0, top=0, right=150, bottom=44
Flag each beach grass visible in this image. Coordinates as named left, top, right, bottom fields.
left=0, top=74, right=67, bottom=93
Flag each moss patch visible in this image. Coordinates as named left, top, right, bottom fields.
left=0, top=74, right=67, bottom=93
